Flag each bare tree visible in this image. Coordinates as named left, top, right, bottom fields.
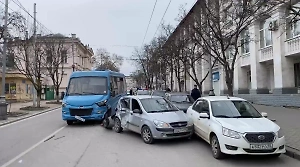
left=287, top=0, right=300, bottom=22
left=94, top=48, right=123, bottom=72
left=181, top=42, right=218, bottom=92
left=11, top=37, right=46, bottom=107
left=42, top=35, right=70, bottom=102
left=132, top=46, right=154, bottom=89
left=130, top=70, right=145, bottom=88
left=192, top=0, right=282, bottom=96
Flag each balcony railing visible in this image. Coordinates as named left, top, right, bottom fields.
left=285, top=36, right=300, bottom=56
left=240, top=53, right=250, bottom=67
left=259, top=46, right=273, bottom=62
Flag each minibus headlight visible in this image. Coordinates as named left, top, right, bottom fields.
left=96, top=100, right=107, bottom=107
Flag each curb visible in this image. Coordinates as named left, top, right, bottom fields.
left=285, top=146, right=300, bottom=161
left=0, top=106, right=61, bottom=127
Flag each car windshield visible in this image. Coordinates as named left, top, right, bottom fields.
left=67, top=76, right=107, bottom=96
left=211, top=100, right=262, bottom=118
left=140, top=98, right=179, bottom=113
left=137, top=90, right=149, bottom=95
left=169, top=95, right=193, bottom=103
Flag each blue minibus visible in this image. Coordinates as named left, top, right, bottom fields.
left=62, top=70, right=127, bottom=126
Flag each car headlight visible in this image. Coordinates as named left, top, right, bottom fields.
left=222, top=127, right=241, bottom=139
left=153, top=120, right=170, bottom=128
left=96, top=100, right=107, bottom=107
left=62, top=102, right=67, bottom=107
left=276, top=128, right=284, bottom=138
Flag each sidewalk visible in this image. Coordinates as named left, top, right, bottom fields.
left=254, top=104, right=300, bottom=160
left=0, top=100, right=61, bottom=127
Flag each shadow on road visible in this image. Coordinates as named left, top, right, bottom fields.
left=117, top=130, right=295, bottom=165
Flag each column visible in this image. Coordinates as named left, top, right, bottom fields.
left=249, top=23, right=269, bottom=94
left=202, top=55, right=210, bottom=94
left=219, top=66, right=228, bottom=95
left=234, top=54, right=249, bottom=94
left=272, top=8, right=296, bottom=94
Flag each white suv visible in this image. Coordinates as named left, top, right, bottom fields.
left=186, top=96, right=286, bottom=159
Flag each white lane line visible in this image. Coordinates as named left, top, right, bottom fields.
left=0, top=108, right=61, bottom=129
left=0, top=125, right=66, bottom=167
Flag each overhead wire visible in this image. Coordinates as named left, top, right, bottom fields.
left=141, top=0, right=158, bottom=46
left=152, top=0, right=172, bottom=39
left=10, top=0, right=53, bottom=34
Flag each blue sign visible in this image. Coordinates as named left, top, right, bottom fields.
left=212, top=72, right=220, bottom=82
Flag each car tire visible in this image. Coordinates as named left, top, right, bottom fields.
left=113, top=117, right=123, bottom=133
left=141, top=126, right=154, bottom=144
left=67, top=121, right=73, bottom=125
left=103, top=117, right=110, bottom=129
left=210, top=135, right=225, bottom=159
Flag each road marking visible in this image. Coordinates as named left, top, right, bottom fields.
left=0, top=125, right=66, bottom=167
left=0, top=108, right=60, bottom=129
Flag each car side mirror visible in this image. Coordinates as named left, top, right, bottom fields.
left=261, top=112, right=268, bottom=118
left=133, top=109, right=142, bottom=114
left=199, top=112, right=210, bottom=119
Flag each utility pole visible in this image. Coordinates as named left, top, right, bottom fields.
left=208, top=54, right=215, bottom=96
left=0, top=0, right=9, bottom=120
left=71, top=34, right=75, bottom=72
left=32, top=3, right=37, bottom=107
left=208, top=31, right=215, bottom=96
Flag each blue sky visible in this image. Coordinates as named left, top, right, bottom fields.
left=8, top=0, right=196, bottom=75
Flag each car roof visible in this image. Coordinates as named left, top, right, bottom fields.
left=123, top=95, right=163, bottom=100
left=200, top=96, right=246, bottom=102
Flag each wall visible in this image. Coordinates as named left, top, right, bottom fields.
left=0, top=77, right=33, bottom=101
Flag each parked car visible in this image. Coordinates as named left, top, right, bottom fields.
left=136, top=90, right=150, bottom=95
left=151, top=90, right=166, bottom=97
left=113, top=95, right=194, bottom=144
left=186, top=96, right=286, bottom=159
left=166, top=92, right=194, bottom=113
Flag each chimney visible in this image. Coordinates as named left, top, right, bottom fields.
left=71, top=34, right=76, bottom=38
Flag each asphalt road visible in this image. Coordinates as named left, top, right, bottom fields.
left=0, top=108, right=299, bottom=167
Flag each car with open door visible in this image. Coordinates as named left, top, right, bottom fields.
left=113, top=95, right=194, bottom=144
left=186, top=96, right=286, bottom=159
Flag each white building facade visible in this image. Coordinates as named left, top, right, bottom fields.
left=168, top=2, right=300, bottom=107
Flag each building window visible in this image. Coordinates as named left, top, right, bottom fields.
left=26, top=84, right=31, bottom=94
left=225, top=46, right=234, bottom=59
left=286, top=4, right=300, bottom=39
left=241, top=28, right=250, bottom=54
left=5, top=83, right=16, bottom=94
left=61, top=50, right=67, bottom=63
left=259, top=18, right=272, bottom=48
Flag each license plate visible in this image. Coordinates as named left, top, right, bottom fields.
left=174, top=127, right=188, bottom=133
left=75, top=116, right=85, bottom=122
left=250, top=144, right=273, bottom=150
